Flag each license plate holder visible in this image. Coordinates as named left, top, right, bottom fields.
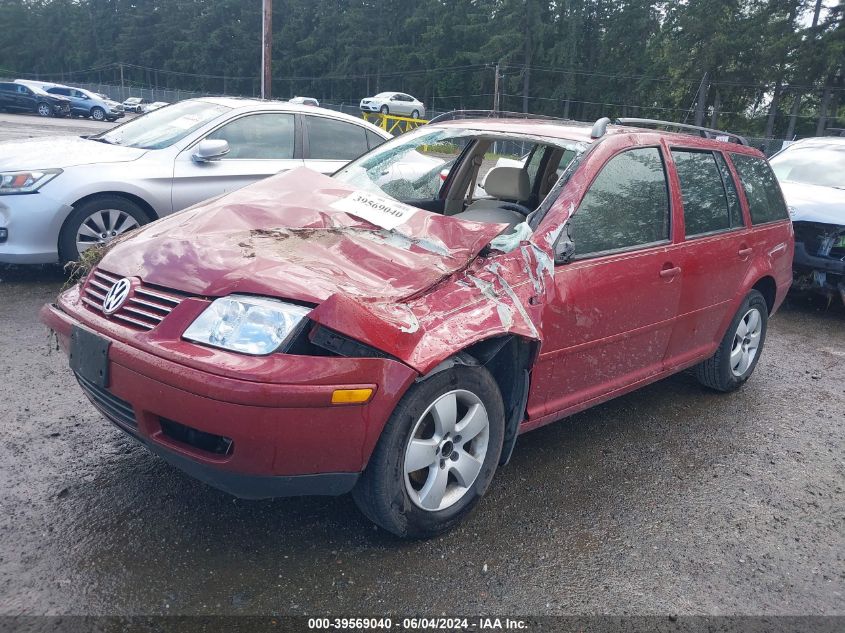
left=69, top=325, right=110, bottom=388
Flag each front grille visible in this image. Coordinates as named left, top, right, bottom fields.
left=82, top=268, right=183, bottom=331
left=76, top=372, right=137, bottom=429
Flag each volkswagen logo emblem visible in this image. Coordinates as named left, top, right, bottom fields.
left=102, top=278, right=132, bottom=315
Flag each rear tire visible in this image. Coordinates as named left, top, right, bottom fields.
left=411, top=109, right=420, bottom=119
left=353, top=364, right=505, bottom=538
left=695, top=289, right=768, bottom=392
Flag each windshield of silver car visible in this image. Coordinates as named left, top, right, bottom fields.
left=93, top=100, right=232, bottom=150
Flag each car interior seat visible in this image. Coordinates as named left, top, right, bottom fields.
left=451, top=166, right=532, bottom=228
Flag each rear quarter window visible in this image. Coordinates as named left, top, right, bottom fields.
left=730, top=154, right=788, bottom=225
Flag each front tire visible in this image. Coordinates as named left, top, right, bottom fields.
left=37, top=102, right=51, bottom=117
left=379, top=105, right=389, bottom=115
left=58, top=196, right=149, bottom=262
left=353, top=364, right=505, bottom=538
left=90, top=106, right=106, bottom=121
left=695, top=289, right=768, bottom=392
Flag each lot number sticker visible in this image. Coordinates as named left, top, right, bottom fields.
left=331, top=191, right=418, bottom=230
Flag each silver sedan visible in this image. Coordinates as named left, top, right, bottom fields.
left=0, top=98, right=390, bottom=263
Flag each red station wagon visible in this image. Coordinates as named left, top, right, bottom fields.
left=41, top=114, right=794, bottom=537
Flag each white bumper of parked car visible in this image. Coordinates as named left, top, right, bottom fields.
left=359, top=100, right=382, bottom=112
left=0, top=190, right=74, bottom=264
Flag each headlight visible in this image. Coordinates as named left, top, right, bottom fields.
left=183, top=295, right=310, bottom=355
left=0, top=169, right=62, bottom=195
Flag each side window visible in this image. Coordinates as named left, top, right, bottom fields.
left=730, top=154, right=789, bottom=224
left=568, top=147, right=670, bottom=257
left=305, top=116, right=368, bottom=161
left=206, top=113, right=295, bottom=160
left=671, top=149, right=733, bottom=236
left=366, top=130, right=386, bottom=151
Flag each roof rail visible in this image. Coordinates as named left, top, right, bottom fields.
left=428, top=110, right=572, bottom=124
left=613, top=117, right=749, bottom=146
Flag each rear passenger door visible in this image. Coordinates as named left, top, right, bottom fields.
left=302, top=115, right=375, bottom=174
left=663, top=148, right=751, bottom=368
left=537, top=146, right=682, bottom=416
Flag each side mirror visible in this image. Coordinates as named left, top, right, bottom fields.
left=553, top=224, right=575, bottom=265
left=192, top=139, right=230, bottom=163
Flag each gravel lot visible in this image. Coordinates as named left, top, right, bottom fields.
left=0, top=114, right=842, bottom=618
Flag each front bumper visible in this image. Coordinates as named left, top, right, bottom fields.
left=40, top=287, right=418, bottom=499
left=792, top=221, right=845, bottom=299
left=0, top=190, right=72, bottom=263
left=52, top=102, right=70, bottom=116
left=360, top=103, right=380, bottom=112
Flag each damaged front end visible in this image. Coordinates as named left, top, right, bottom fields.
left=792, top=221, right=845, bottom=304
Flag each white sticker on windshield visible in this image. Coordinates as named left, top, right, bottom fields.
left=330, top=191, right=418, bottom=230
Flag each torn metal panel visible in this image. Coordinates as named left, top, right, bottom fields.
left=310, top=241, right=556, bottom=375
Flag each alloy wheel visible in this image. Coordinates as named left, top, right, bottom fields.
left=730, top=308, right=762, bottom=377
left=37, top=103, right=51, bottom=116
left=76, top=209, right=140, bottom=255
left=403, top=389, right=490, bottom=512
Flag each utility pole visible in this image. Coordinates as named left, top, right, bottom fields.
left=119, top=63, right=125, bottom=101
left=493, top=62, right=500, bottom=112
left=261, top=0, right=273, bottom=99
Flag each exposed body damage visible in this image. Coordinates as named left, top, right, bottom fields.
left=309, top=233, right=553, bottom=375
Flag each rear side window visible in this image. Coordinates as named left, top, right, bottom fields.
left=714, top=153, right=744, bottom=228
left=730, top=154, right=789, bottom=224
left=672, top=149, right=740, bottom=236
left=306, top=116, right=369, bottom=160
left=569, top=147, right=670, bottom=257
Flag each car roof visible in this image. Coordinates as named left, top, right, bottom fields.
left=430, top=117, right=759, bottom=152
left=787, top=136, right=845, bottom=148
left=194, top=96, right=391, bottom=137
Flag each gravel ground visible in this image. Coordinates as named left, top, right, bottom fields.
left=0, top=112, right=132, bottom=143
left=0, top=264, right=842, bottom=616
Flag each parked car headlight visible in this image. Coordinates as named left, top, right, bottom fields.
left=0, top=169, right=62, bottom=195
left=183, top=295, right=310, bottom=355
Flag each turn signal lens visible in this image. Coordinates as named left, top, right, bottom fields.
left=331, top=388, right=373, bottom=404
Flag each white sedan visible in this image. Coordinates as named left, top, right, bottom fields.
left=359, top=92, right=425, bottom=119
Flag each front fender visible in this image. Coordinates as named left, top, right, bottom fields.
left=309, top=245, right=552, bottom=374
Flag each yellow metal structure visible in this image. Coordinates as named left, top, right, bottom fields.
left=362, top=112, right=428, bottom=135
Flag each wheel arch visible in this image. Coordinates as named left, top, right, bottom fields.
left=426, top=335, right=538, bottom=466
left=69, top=191, right=159, bottom=223
left=751, top=275, right=777, bottom=314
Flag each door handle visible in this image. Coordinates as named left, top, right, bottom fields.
left=738, top=247, right=753, bottom=257
left=659, top=265, right=681, bottom=279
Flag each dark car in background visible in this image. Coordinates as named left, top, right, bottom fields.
left=0, top=81, right=70, bottom=117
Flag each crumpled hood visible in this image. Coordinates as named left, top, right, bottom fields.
left=781, top=181, right=845, bottom=226
left=0, top=136, right=146, bottom=170
left=99, top=167, right=507, bottom=304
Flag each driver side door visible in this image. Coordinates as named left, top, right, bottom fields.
left=171, top=112, right=304, bottom=212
